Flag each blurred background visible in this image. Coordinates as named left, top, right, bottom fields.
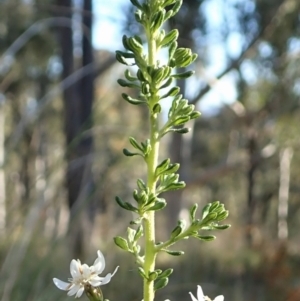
left=0, top=0, right=299, bottom=300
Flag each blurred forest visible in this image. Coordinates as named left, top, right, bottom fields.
left=0, top=0, right=300, bottom=300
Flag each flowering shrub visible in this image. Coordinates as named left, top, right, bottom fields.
left=53, top=1, right=230, bottom=300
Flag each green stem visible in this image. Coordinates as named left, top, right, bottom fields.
left=155, top=229, right=191, bottom=251
left=143, top=6, right=159, bottom=301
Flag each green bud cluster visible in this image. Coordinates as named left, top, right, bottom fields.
left=116, top=0, right=198, bottom=118
left=114, top=226, right=144, bottom=264
left=156, top=201, right=230, bottom=254
left=137, top=267, right=173, bottom=291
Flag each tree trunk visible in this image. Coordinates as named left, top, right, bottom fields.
left=56, top=0, right=95, bottom=258
left=278, top=147, right=293, bottom=241
left=245, top=129, right=258, bottom=247
left=0, top=99, right=6, bottom=235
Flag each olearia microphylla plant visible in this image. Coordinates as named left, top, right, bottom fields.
left=53, top=1, right=230, bottom=301
left=114, top=1, right=230, bottom=301
left=53, top=250, right=118, bottom=300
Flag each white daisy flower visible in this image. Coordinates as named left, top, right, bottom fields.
left=189, top=285, right=224, bottom=301
left=53, top=250, right=118, bottom=298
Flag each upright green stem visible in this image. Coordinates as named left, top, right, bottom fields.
left=143, top=8, right=159, bottom=301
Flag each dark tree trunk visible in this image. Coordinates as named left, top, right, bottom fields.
left=56, top=0, right=95, bottom=258
left=245, top=129, right=258, bottom=247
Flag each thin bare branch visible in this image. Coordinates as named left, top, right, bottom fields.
left=190, top=0, right=286, bottom=105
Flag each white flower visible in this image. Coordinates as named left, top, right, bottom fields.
left=189, top=285, right=224, bottom=301
left=53, top=250, right=118, bottom=298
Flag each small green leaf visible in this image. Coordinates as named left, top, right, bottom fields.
left=153, top=103, right=161, bottom=114
left=115, top=196, right=139, bottom=213
left=168, top=127, right=190, bottom=134
left=122, top=35, right=131, bottom=50
left=159, top=77, right=173, bottom=90
left=209, top=201, right=220, bottom=212
left=154, top=277, right=169, bottom=291
left=115, top=52, right=135, bottom=66
left=158, top=268, right=173, bottom=279
left=171, top=0, right=183, bottom=17
left=130, top=217, right=143, bottom=225
left=114, top=236, right=130, bottom=251
left=172, top=116, right=190, bottom=126
left=151, top=9, right=165, bottom=31
left=134, top=9, right=143, bottom=24
left=201, top=203, right=211, bottom=219
left=129, top=137, right=143, bottom=151
left=165, top=181, right=186, bottom=191
left=163, top=0, right=176, bottom=7
left=173, top=48, right=190, bottom=61
left=115, top=196, right=130, bottom=210
left=171, top=70, right=194, bottom=79
left=137, top=179, right=147, bottom=191
left=129, top=0, right=142, bottom=9
left=216, top=210, right=229, bottom=221
left=190, top=111, right=201, bottom=119
left=189, top=203, right=198, bottom=221
left=124, top=69, right=137, bottom=81
left=164, top=250, right=184, bottom=256
left=134, top=225, right=144, bottom=240
left=127, top=37, right=144, bottom=54
left=117, top=79, right=139, bottom=88
left=148, top=199, right=167, bottom=211
left=212, top=224, right=231, bottom=230
left=213, top=204, right=225, bottom=214
left=191, top=53, right=198, bottom=63
left=168, top=41, right=177, bottom=60
left=170, top=225, right=182, bottom=239
left=138, top=267, right=148, bottom=280
left=164, top=163, right=180, bottom=175
left=160, top=29, right=178, bottom=48
left=164, top=9, right=173, bottom=22
left=122, top=93, right=147, bottom=105
left=133, top=190, right=147, bottom=205
left=202, top=212, right=218, bottom=223
left=161, top=86, right=180, bottom=99
left=116, top=50, right=135, bottom=59
left=123, top=148, right=141, bottom=157
left=194, top=235, right=216, bottom=241
left=149, top=271, right=158, bottom=281
left=155, top=158, right=170, bottom=177
left=127, top=227, right=136, bottom=243
left=152, top=67, right=165, bottom=83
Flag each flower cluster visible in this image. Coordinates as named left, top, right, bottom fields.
left=53, top=250, right=118, bottom=299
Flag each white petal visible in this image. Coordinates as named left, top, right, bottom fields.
left=70, top=259, right=81, bottom=279
left=53, top=278, right=71, bottom=291
left=68, top=284, right=80, bottom=296
left=89, top=277, right=102, bottom=287
left=98, top=266, right=119, bottom=286
left=93, top=250, right=105, bottom=274
left=111, top=266, right=119, bottom=277
left=214, top=296, right=224, bottom=301
left=81, top=264, right=91, bottom=278
left=99, top=273, right=112, bottom=285
left=75, top=286, right=85, bottom=298
left=189, top=292, right=198, bottom=301
left=197, top=286, right=205, bottom=301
